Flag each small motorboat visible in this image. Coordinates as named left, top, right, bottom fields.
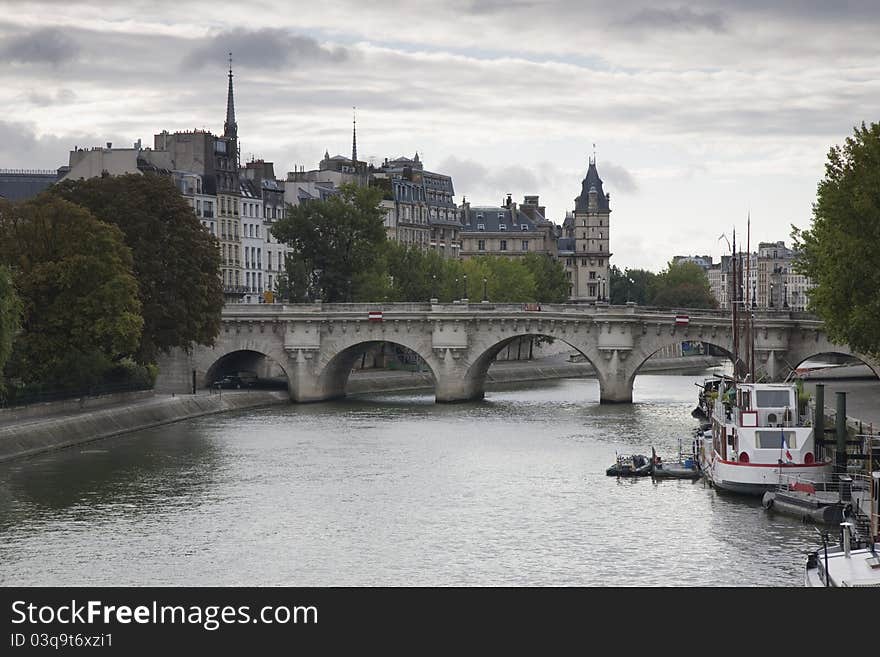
left=606, top=454, right=652, bottom=477
left=652, top=460, right=701, bottom=480
left=650, top=445, right=701, bottom=480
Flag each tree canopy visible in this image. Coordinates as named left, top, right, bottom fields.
left=650, top=261, right=718, bottom=309
left=793, top=121, right=880, bottom=357
left=0, top=197, right=143, bottom=388
left=609, top=265, right=656, bottom=305
left=52, top=174, right=223, bottom=363
left=271, top=183, right=387, bottom=302
left=0, top=264, right=21, bottom=386
left=521, top=253, right=570, bottom=303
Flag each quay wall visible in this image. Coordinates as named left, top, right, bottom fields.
left=0, top=391, right=289, bottom=463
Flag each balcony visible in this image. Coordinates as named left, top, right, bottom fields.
left=223, top=285, right=248, bottom=296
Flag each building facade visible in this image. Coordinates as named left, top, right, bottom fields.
left=707, top=241, right=813, bottom=311
left=459, top=195, right=557, bottom=260
left=562, top=158, right=612, bottom=301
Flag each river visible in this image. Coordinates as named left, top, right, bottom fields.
left=0, top=371, right=831, bottom=586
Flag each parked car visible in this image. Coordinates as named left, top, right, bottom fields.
left=212, top=375, right=251, bottom=389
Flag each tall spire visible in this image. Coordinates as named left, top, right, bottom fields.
left=224, top=52, right=237, bottom=140
left=351, top=106, right=358, bottom=164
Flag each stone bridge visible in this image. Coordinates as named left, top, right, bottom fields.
left=155, top=303, right=880, bottom=403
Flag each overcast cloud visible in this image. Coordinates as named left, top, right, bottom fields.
left=1, top=1, right=877, bottom=269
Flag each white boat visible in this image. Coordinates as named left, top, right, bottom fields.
left=805, top=521, right=880, bottom=587
left=695, top=379, right=832, bottom=495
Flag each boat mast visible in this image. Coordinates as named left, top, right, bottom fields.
left=747, top=213, right=754, bottom=382
left=731, top=228, right=739, bottom=383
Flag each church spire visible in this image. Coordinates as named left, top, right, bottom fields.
left=351, top=106, right=358, bottom=164
left=224, top=52, right=237, bottom=140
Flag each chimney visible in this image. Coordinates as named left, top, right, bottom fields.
left=106, top=142, right=112, bottom=150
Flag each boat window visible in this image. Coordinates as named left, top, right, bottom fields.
left=756, top=390, right=791, bottom=407
left=755, top=431, right=797, bottom=449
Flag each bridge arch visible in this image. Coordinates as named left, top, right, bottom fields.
left=203, top=349, right=290, bottom=388
left=787, top=350, right=880, bottom=380
left=461, top=330, right=602, bottom=402
left=311, top=331, right=439, bottom=401
left=187, top=331, right=291, bottom=388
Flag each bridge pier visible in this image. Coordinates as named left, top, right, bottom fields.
left=597, top=350, right=634, bottom=403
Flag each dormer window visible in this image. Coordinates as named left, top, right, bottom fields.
left=477, top=223, right=485, bottom=231
left=499, top=224, right=507, bottom=231
left=521, top=225, right=529, bottom=231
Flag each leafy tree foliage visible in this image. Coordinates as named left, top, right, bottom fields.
left=521, top=253, right=569, bottom=303
left=52, top=174, right=223, bottom=362
left=650, top=261, right=718, bottom=309
left=609, top=265, right=656, bottom=305
left=0, top=264, right=21, bottom=386
left=271, top=183, right=387, bottom=302
left=0, top=197, right=143, bottom=388
left=793, top=122, right=880, bottom=357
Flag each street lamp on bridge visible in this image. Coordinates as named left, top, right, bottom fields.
left=482, top=277, right=488, bottom=302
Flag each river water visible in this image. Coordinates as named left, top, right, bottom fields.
left=0, top=372, right=827, bottom=587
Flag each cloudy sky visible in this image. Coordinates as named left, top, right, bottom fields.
left=2, top=1, right=877, bottom=270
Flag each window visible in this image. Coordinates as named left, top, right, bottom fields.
left=500, top=240, right=508, bottom=251
left=499, top=224, right=507, bottom=231
left=521, top=225, right=529, bottom=231
left=478, top=240, right=486, bottom=251
left=756, top=390, right=792, bottom=407
left=589, top=271, right=596, bottom=280
left=477, top=223, right=485, bottom=231
left=755, top=431, right=797, bottom=449
left=521, top=240, right=528, bottom=251
left=588, top=284, right=596, bottom=296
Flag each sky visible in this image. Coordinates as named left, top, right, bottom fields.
left=1, top=0, right=878, bottom=270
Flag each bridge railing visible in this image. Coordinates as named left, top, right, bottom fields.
left=219, top=302, right=819, bottom=322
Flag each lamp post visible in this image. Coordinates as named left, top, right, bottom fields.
left=431, top=274, right=437, bottom=302
left=462, top=274, right=468, bottom=301
left=751, top=280, right=757, bottom=308
left=769, top=282, right=774, bottom=308
left=783, top=281, right=789, bottom=309
left=599, top=276, right=606, bottom=302
left=482, top=277, right=488, bottom=302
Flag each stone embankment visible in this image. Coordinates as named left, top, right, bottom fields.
left=0, top=390, right=289, bottom=463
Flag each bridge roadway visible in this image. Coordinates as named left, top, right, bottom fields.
left=155, top=302, right=880, bottom=404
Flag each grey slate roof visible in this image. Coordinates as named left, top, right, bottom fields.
left=0, top=170, right=61, bottom=201
left=462, top=206, right=538, bottom=232
left=574, top=161, right=610, bottom=213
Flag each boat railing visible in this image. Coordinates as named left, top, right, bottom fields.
left=772, top=472, right=872, bottom=495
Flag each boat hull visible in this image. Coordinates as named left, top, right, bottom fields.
left=705, top=459, right=832, bottom=496
left=762, top=491, right=848, bottom=524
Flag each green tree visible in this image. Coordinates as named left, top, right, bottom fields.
left=609, top=266, right=657, bottom=305
left=461, top=257, right=537, bottom=302
left=521, top=253, right=569, bottom=303
left=0, top=197, right=143, bottom=389
left=650, top=261, right=717, bottom=309
left=52, top=174, right=223, bottom=363
left=271, top=183, right=387, bottom=302
left=0, top=264, right=22, bottom=388
left=793, top=122, right=880, bottom=357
